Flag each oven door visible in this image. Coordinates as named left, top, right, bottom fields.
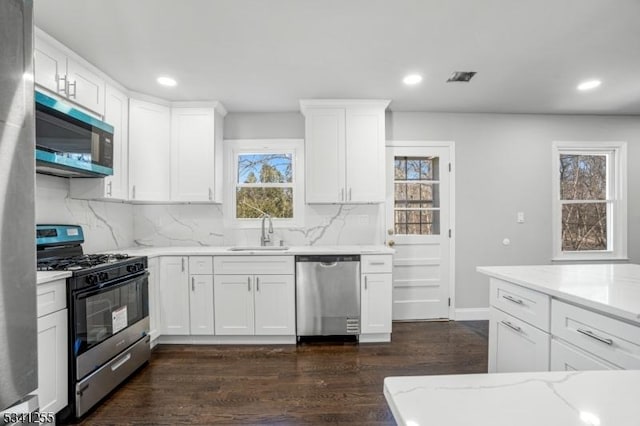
left=72, top=272, right=149, bottom=380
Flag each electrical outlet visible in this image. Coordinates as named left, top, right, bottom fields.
left=517, top=212, right=525, bottom=223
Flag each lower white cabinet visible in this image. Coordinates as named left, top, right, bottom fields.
left=361, top=273, right=392, bottom=334
left=189, top=275, right=215, bottom=335
left=37, top=308, right=68, bottom=414
left=214, top=274, right=295, bottom=336
left=488, top=307, right=550, bottom=373
left=147, top=258, right=160, bottom=344
left=550, top=338, right=619, bottom=371
left=159, top=256, right=190, bottom=335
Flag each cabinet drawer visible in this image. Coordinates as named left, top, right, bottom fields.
left=189, top=256, right=213, bottom=275
left=550, top=338, right=619, bottom=371
left=214, top=256, right=294, bottom=275
left=551, top=300, right=640, bottom=369
left=489, top=307, right=550, bottom=373
left=490, top=278, right=550, bottom=331
left=361, top=255, right=392, bottom=273
left=37, top=279, right=67, bottom=318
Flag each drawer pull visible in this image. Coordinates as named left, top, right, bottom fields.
left=502, top=294, right=524, bottom=305
left=501, top=320, right=522, bottom=333
left=577, top=328, right=613, bottom=346
left=369, top=262, right=385, bottom=266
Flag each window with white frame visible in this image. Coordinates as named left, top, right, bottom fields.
left=552, top=141, right=627, bottom=260
left=226, top=139, right=304, bottom=227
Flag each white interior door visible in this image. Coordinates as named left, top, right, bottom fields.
left=386, top=143, right=453, bottom=320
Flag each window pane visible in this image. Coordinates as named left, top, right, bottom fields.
left=395, top=183, right=439, bottom=208
left=236, top=188, right=293, bottom=218
left=394, top=158, right=406, bottom=180
left=394, top=210, right=407, bottom=235
left=559, top=154, right=606, bottom=200
left=561, top=203, right=607, bottom=251
left=394, top=209, right=440, bottom=235
left=394, top=156, right=439, bottom=180
left=237, top=154, right=292, bottom=184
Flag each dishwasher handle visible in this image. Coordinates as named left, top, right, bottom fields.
left=296, top=255, right=361, bottom=263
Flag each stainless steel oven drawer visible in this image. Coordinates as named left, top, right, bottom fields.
left=75, top=335, right=150, bottom=417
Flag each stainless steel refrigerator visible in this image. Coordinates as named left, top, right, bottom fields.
left=0, top=0, right=39, bottom=419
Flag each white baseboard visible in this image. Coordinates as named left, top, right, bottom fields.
left=454, top=307, right=489, bottom=321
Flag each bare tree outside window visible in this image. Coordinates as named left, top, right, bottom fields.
left=393, top=156, right=440, bottom=235
left=236, top=154, right=294, bottom=218
left=559, top=154, right=607, bottom=251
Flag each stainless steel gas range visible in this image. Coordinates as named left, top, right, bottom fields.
left=36, top=225, right=150, bottom=421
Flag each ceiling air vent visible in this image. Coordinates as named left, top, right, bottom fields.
left=447, top=71, right=477, bottom=83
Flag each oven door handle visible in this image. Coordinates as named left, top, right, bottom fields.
left=75, top=271, right=149, bottom=299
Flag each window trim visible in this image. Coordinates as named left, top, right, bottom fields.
left=551, top=141, right=628, bottom=261
left=224, top=139, right=305, bottom=229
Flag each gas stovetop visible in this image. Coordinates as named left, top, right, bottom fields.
left=37, top=253, right=131, bottom=271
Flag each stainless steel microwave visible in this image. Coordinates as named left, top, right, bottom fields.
left=35, top=91, right=114, bottom=177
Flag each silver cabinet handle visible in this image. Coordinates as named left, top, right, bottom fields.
left=340, top=188, right=344, bottom=201
left=107, top=181, right=113, bottom=196
left=132, top=185, right=136, bottom=199
left=256, top=277, right=260, bottom=292
left=369, top=262, right=385, bottom=266
left=348, top=187, right=352, bottom=201
left=577, top=328, right=613, bottom=346
left=68, top=79, right=77, bottom=99
left=502, top=294, right=524, bottom=305
left=181, top=258, right=185, bottom=272
left=501, top=320, right=522, bottom=333
left=247, top=276, right=251, bottom=291
left=191, top=277, right=195, bottom=291
left=364, top=275, right=368, bottom=290
left=56, top=74, right=67, bottom=94
left=208, top=188, right=213, bottom=201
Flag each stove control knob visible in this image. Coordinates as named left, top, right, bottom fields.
left=85, top=275, right=98, bottom=285
left=136, top=263, right=145, bottom=271
left=99, top=272, right=109, bottom=282
left=126, top=265, right=136, bottom=273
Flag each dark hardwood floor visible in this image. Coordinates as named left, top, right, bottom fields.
left=76, top=321, right=488, bottom=425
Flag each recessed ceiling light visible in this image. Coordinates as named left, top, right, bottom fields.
left=403, top=74, right=423, bottom=85
left=577, top=79, right=601, bottom=91
left=157, top=76, right=177, bottom=87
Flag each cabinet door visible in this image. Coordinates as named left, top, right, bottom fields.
left=147, top=258, right=160, bottom=342
left=214, top=275, right=255, bottom=335
left=103, top=85, right=129, bottom=199
left=171, top=108, right=216, bottom=202
left=488, top=307, right=550, bottom=373
left=129, top=99, right=171, bottom=201
left=34, top=36, right=66, bottom=95
left=65, top=58, right=105, bottom=115
left=361, top=273, right=392, bottom=334
left=305, top=108, right=346, bottom=203
left=159, top=257, right=190, bottom=335
left=189, top=275, right=215, bottom=335
left=345, top=107, right=385, bottom=203
left=37, top=309, right=68, bottom=414
left=550, top=338, right=619, bottom=371
left=254, top=275, right=295, bottom=336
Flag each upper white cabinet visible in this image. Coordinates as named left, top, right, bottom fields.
left=70, top=84, right=130, bottom=200
left=34, top=29, right=105, bottom=115
left=129, top=99, right=172, bottom=202
left=300, top=100, right=389, bottom=203
left=170, top=106, right=225, bottom=202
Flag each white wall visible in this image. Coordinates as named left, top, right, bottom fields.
left=35, top=174, right=134, bottom=253
left=388, top=112, right=640, bottom=309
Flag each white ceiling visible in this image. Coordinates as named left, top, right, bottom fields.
left=34, top=0, right=640, bottom=114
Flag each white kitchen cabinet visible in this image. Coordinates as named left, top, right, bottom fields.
left=189, top=274, right=215, bottom=335
left=254, top=275, right=295, bottom=335
left=214, top=275, right=255, bottom=335
left=300, top=100, right=389, bottom=204
left=70, top=84, right=129, bottom=200
left=34, top=29, right=105, bottom=115
left=361, top=273, right=392, bottom=334
left=488, top=307, right=550, bottom=373
left=147, top=257, right=160, bottom=345
left=171, top=107, right=224, bottom=202
left=129, top=99, right=171, bottom=202
left=36, top=279, right=68, bottom=414
left=550, top=338, right=619, bottom=371
left=159, top=256, right=190, bottom=335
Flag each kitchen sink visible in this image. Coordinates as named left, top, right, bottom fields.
left=228, top=246, right=290, bottom=251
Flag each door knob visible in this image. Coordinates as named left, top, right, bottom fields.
left=387, top=240, right=396, bottom=247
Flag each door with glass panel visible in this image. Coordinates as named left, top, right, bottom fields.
left=386, top=144, right=451, bottom=320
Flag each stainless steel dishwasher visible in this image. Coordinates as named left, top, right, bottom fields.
left=295, top=255, right=361, bottom=336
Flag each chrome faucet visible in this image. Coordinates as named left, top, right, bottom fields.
left=260, top=213, right=273, bottom=246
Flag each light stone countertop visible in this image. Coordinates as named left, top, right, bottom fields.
left=36, top=270, right=72, bottom=285
left=112, top=245, right=395, bottom=258
left=384, top=370, right=640, bottom=426
left=477, top=264, right=640, bottom=323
